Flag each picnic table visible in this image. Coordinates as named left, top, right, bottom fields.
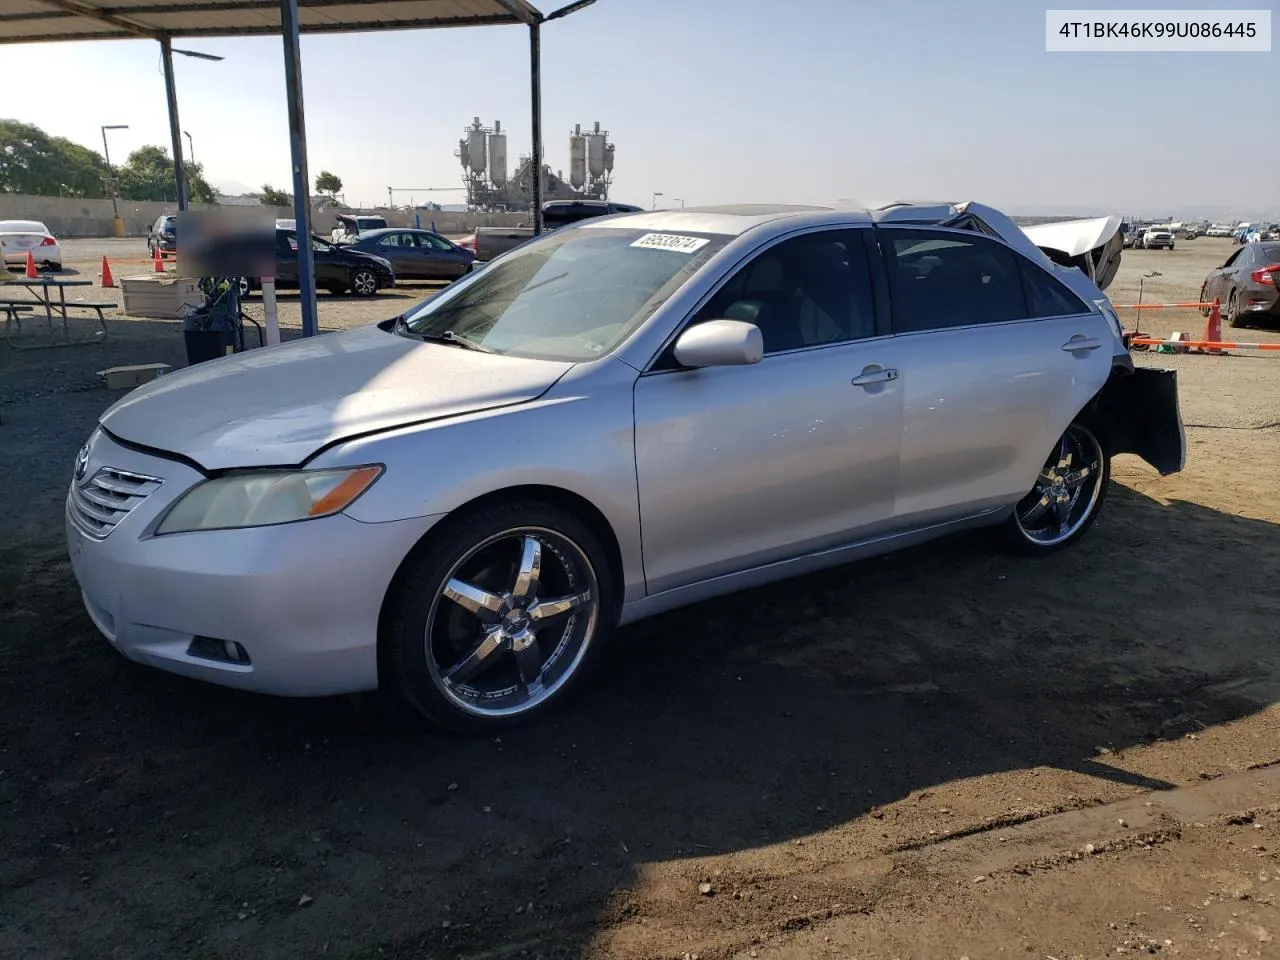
left=1, top=275, right=113, bottom=350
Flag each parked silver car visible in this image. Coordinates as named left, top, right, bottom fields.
left=66, top=202, right=1185, bottom=732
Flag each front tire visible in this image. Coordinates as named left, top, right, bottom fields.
left=384, top=499, right=616, bottom=734
left=350, top=268, right=379, bottom=297
left=1001, top=422, right=1109, bottom=555
left=1226, top=290, right=1241, bottom=328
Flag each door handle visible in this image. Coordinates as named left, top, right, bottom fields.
left=1061, top=337, right=1103, bottom=352
left=851, top=366, right=899, bottom=387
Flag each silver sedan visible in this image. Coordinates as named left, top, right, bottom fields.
left=65, top=202, right=1186, bottom=732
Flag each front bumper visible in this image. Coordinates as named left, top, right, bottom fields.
left=65, top=430, right=441, bottom=697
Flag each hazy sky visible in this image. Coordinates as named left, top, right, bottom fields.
left=4, top=0, right=1277, bottom=215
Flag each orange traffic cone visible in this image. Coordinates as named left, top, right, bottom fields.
left=1200, top=298, right=1227, bottom=355
left=153, top=245, right=165, bottom=273
left=99, top=256, right=116, bottom=288
left=25, top=251, right=37, bottom=278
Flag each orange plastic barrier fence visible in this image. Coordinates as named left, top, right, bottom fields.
left=1111, top=302, right=1215, bottom=310
left=1130, top=338, right=1280, bottom=352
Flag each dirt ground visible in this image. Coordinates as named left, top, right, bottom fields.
left=1, top=237, right=1278, bottom=960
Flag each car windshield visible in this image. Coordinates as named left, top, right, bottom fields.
left=399, top=226, right=730, bottom=361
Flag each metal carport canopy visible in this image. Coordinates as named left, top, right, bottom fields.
left=0, top=0, right=568, bottom=338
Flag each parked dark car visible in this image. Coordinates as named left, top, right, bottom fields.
left=472, top=199, right=646, bottom=263
left=1199, top=241, right=1280, bottom=327
left=147, top=215, right=177, bottom=256
left=238, top=229, right=395, bottom=298
left=342, top=228, right=473, bottom=282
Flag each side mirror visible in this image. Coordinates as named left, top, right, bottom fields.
left=673, top=319, right=764, bottom=368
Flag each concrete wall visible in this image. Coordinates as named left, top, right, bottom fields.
left=0, top=194, right=529, bottom=238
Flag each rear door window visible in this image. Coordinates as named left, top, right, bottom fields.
left=1019, top=260, right=1090, bottom=318
left=881, top=229, right=1028, bottom=332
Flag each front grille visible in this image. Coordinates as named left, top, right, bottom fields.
left=70, top=467, right=163, bottom=539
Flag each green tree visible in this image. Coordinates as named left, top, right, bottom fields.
left=314, top=170, right=342, bottom=197
left=0, top=119, right=108, bottom=198
left=115, top=145, right=216, bottom=203
left=260, top=184, right=292, bottom=206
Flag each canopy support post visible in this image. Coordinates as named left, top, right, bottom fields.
left=160, top=37, right=187, bottom=211
left=281, top=0, right=319, bottom=338
left=529, top=21, right=543, bottom=235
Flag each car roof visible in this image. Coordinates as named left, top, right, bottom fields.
left=0, top=219, right=49, bottom=233
left=356, top=227, right=440, bottom=238
left=581, top=204, right=842, bottom=237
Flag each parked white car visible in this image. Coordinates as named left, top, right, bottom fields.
left=0, top=219, right=62, bottom=271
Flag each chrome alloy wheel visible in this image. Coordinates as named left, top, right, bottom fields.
left=425, top=527, right=599, bottom=718
left=1014, top=424, right=1104, bottom=547
left=352, top=270, right=377, bottom=296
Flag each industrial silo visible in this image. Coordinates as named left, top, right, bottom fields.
left=586, top=121, right=606, bottom=180
left=467, top=118, right=487, bottom=175
left=488, top=120, right=507, bottom=186
left=569, top=124, right=587, bottom=189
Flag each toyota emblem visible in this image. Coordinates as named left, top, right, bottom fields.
left=73, top=443, right=89, bottom=481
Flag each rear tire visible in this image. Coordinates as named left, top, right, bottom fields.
left=351, top=269, right=379, bottom=297
left=1000, top=422, right=1109, bottom=556
left=1226, top=290, right=1241, bottom=329
left=384, top=499, right=616, bottom=734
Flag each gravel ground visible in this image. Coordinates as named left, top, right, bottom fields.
left=1, top=236, right=1278, bottom=960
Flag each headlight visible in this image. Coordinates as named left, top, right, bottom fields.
left=155, top=465, right=382, bottom=535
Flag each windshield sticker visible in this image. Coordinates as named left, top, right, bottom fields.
left=630, top=233, right=710, bottom=254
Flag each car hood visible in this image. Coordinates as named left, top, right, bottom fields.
left=334, top=248, right=391, bottom=266
left=98, top=324, right=575, bottom=471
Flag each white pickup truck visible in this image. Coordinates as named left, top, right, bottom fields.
left=1137, top=226, right=1176, bottom=250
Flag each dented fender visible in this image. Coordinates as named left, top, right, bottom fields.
left=1087, top=357, right=1186, bottom=476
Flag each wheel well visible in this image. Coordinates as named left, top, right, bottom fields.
left=374, top=484, right=626, bottom=682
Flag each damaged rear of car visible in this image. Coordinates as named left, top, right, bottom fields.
left=1023, top=213, right=1186, bottom=478
left=873, top=202, right=1185, bottom=480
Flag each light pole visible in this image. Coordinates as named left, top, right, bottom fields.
left=651, top=191, right=664, bottom=211
left=183, top=131, right=195, bottom=204
left=161, top=45, right=224, bottom=210
left=101, top=124, right=128, bottom=235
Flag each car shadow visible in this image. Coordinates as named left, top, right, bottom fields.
left=2, top=482, right=1277, bottom=957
